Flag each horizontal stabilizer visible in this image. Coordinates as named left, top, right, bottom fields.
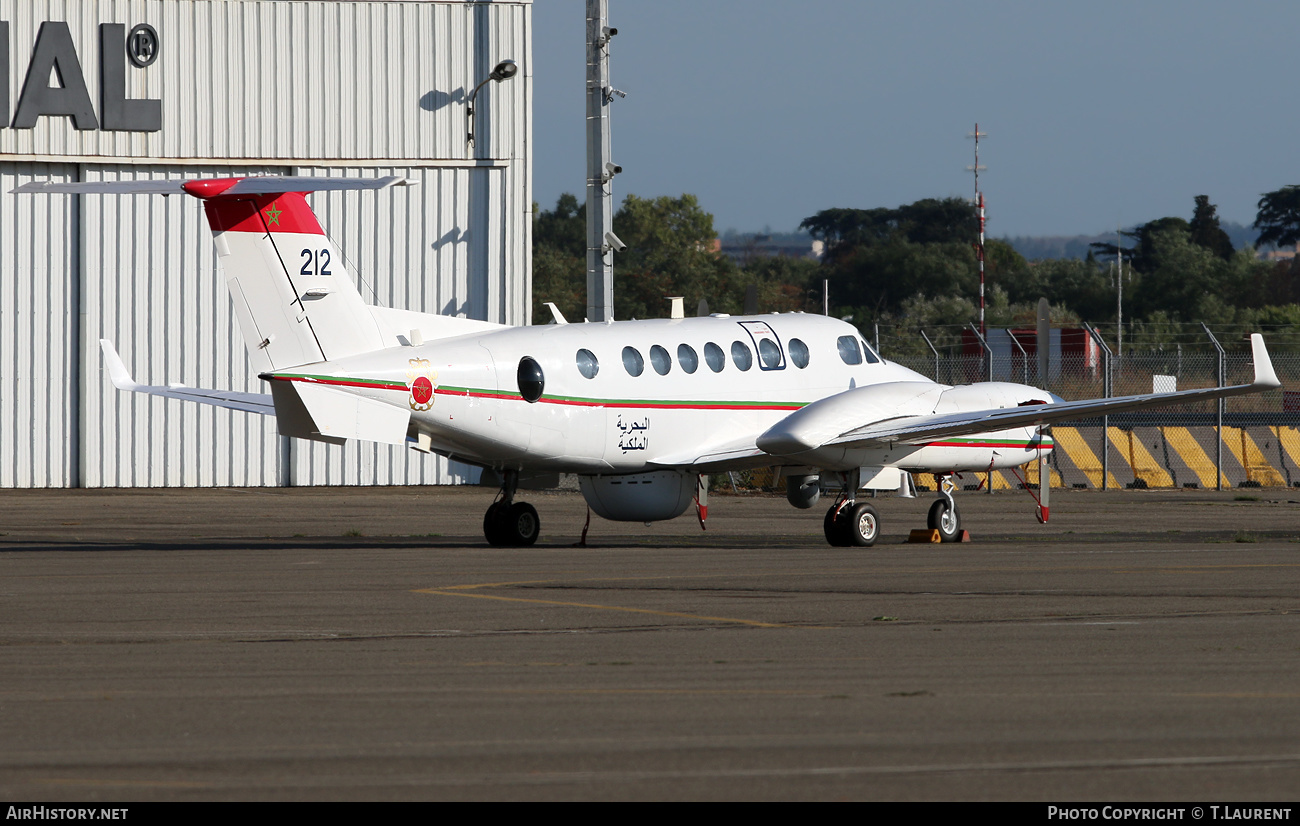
left=14, top=175, right=415, bottom=198
left=290, top=382, right=411, bottom=446
left=100, top=340, right=275, bottom=415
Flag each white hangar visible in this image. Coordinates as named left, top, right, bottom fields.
left=0, top=0, right=533, bottom=488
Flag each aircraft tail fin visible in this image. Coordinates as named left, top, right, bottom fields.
left=189, top=179, right=399, bottom=371
left=16, top=175, right=415, bottom=372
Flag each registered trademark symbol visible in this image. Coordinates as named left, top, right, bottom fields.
left=127, top=23, right=159, bottom=67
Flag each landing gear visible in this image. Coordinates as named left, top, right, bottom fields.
left=927, top=474, right=962, bottom=542
left=824, top=501, right=881, bottom=547
left=822, top=469, right=878, bottom=547
left=483, top=470, right=540, bottom=546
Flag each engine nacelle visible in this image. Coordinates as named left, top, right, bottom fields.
left=785, top=474, right=820, bottom=509
left=578, top=471, right=696, bottom=522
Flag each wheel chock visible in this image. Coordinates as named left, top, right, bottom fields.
left=956, top=530, right=971, bottom=542
left=908, top=529, right=941, bottom=543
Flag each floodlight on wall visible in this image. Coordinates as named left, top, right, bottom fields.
left=466, top=59, right=518, bottom=147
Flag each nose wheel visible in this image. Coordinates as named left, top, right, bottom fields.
left=927, top=474, right=962, bottom=542
left=484, top=470, right=540, bottom=546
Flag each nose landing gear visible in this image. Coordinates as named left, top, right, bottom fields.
left=483, top=469, right=540, bottom=546
left=926, top=474, right=962, bottom=542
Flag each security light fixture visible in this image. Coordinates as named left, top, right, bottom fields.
left=466, top=59, right=518, bottom=146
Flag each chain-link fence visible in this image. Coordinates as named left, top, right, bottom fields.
left=887, top=336, right=1300, bottom=490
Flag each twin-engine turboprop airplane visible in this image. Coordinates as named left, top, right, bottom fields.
left=18, top=176, right=1283, bottom=546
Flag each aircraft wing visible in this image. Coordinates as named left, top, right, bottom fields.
left=100, top=340, right=275, bottom=415
left=648, top=437, right=770, bottom=472
left=759, top=334, right=1282, bottom=456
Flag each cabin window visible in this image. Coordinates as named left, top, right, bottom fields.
left=758, top=338, right=782, bottom=369
left=731, top=341, right=753, bottom=371
left=704, top=342, right=725, bottom=372
left=837, top=335, right=862, bottom=365
left=576, top=348, right=599, bottom=379
left=677, top=343, right=699, bottom=374
left=789, top=338, right=810, bottom=368
left=622, top=346, right=644, bottom=377
left=861, top=339, right=881, bottom=364
left=517, top=356, right=545, bottom=403
left=649, top=345, right=672, bottom=376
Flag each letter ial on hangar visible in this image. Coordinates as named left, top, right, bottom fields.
left=7, top=21, right=160, bottom=132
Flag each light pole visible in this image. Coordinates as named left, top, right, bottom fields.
left=466, top=59, right=518, bottom=147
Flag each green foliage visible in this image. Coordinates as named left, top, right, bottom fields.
left=800, top=197, right=978, bottom=261
left=1189, top=195, right=1234, bottom=260
left=611, top=193, right=743, bottom=320
left=1254, top=184, right=1300, bottom=248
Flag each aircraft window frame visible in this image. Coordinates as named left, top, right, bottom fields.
left=649, top=344, right=672, bottom=376
left=861, top=339, right=881, bottom=364
left=576, top=348, right=599, bottom=379
left=738, top=320, right=785, bottom=371
left=622, top=345, right=645, bottom=377
left=677, top=343, right=699, bottom=374
left=837, top=335, right=863, bottom=365
left=788, top=338, right=810, bottom=369
left=704, top=342, right=725, bottom=373
left=731, top=340, right=753, bottom=371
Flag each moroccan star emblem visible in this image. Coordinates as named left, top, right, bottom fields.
left=264, top=202, right=282, bottom=226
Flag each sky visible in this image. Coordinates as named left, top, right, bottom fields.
left=530, top=1, right=1300, bottom=239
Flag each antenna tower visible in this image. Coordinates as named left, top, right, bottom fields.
left=967, top=124, right=988, bottom=338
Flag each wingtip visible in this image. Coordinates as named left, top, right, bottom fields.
left=98, top=339, right=140, bottom=391
left=1250, top=334, right=1282, bottom=389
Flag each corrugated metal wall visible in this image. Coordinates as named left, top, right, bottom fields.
left=1, top=1, right=532, bottom=488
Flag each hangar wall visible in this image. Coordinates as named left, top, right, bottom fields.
left=0, top=0, right=533, bottom=488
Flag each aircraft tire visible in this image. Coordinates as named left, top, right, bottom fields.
left=927, top=499, right=961, bottom=542
left=848, top=502, right=880, bottom=547
left=483, top=502, right=509, bottom=546
left=823, top=503, right=851, bottom=547
left=504, top=502, right=540, bottom=546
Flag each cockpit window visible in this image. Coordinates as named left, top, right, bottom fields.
left=837, top=335, right=862, bottom=365
left=622, top=346, right=644, bottom=377
left=731, top=341, right=753, bottom=371
left=704, top=342, right=725, bottom=372
left=576, top=348, right=599, bottom=379
left=860, top=339, right=881, bottom=364
left=649, top=345, right=672, bottom=376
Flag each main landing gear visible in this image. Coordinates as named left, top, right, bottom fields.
left=822, top=469, right=879, bottom=547
left=820, top=471, right=963, bottom=547
left=483, top=469, right=540, bottom=546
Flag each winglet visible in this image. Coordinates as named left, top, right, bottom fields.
left=99, top=340, right=140, bottom=391
left=1251, top=333, right=1282, bottom=389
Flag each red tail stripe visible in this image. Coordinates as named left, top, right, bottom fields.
left=201, top=191, right=324, bottom=236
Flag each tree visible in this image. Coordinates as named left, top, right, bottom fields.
left=1254, top=185, right=1300, bottom=248
left=531, top=195, right=588, bottom=323
left=610, top=194, right=742, bottom=320
left=1189, top=195, right=1234, bottom=260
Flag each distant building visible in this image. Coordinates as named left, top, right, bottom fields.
left=716, top=233, right=823, bottom=265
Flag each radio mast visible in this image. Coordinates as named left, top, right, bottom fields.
left=967, top=124, right=988, bottom=338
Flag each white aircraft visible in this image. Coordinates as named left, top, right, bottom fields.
left=18, top=176, right=1283, bottom=546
